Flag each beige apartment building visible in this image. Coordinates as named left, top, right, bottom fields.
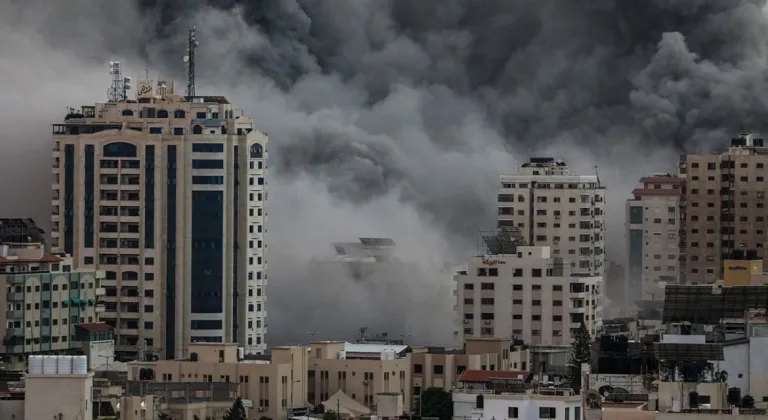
left=498, top=157, right=606, bottom=277
left=308, top=341, right=410, bottom=412
left=455, top=245, right=602, bottom=345
left=679, top=133, right=768, bottom=284
left=408, top=338, right=510, bottom=407
left=625, top=175, right=684, bottom=302
left=51, top=73, right=268, bottom=358
left=152, top=343, right=305, bottom=420
left=0, top=218, right=105, bottom=363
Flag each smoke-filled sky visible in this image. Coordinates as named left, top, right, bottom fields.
left=2, top=0, right=768, bottom=346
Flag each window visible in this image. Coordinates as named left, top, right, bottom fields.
left=174, top=110, right=186, bottom=118
left=413, top=364, right=423, bottom=374
left=192, top=143, right=224, bottom=153
left=433, top=365, right=444, bottom=375
left=149, top=127, right=162, bottom=134
left=508, top=407, right=519, bottom=418
left=173, top=127, right=184, bottom=135
left=539, top=407, right=556, bottom=419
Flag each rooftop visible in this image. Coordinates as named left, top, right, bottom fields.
left=0, top=218, right=46, bottom=244
left=458, top=370, right=533, bottom=383
left=343, top=342, right=409, bottom=354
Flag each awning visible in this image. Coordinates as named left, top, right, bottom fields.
left=87, top=298, right=96, bottom=305
left=62, top=299, right=70, bottom=306
left=70, top=297, right=81, bottom=305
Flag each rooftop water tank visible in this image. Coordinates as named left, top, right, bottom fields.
left=57, top=355, right=73, bottom=374
left=42, top=355, right=57, bottom=374
left=73, top=355, right=88, bottom=374
left=237, top=347, right=244, bottom=361
left=28, top=355, right=43, bottom=374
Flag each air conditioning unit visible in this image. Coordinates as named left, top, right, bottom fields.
left=484, top=320, right=492, bottom=325
left=463, top=320, right=469, bottom=324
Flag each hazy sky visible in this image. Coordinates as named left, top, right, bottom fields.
left=2, top=0, right=768, bottom=346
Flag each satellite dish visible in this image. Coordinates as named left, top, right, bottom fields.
left=109, top=61, right=114, bottom=66
left=183, top=55, right=189, bottom=63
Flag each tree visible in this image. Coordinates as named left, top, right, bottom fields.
left=416, top=388, right=453, bottom=420
left=223, top=398, right=247, bottom=420
left=567, top=321, right=592, bottom=394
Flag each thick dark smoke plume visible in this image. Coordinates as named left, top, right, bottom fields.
left=2, top=0, right=768, bottom=345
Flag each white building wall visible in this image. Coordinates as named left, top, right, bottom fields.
left=498, top=160, right=606, bottom=278
left=453, top=391, right=582, bottom=420
left=455, top=247, right=602, bottom=345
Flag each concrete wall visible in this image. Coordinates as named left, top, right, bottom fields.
left=0, top=400, right=23, bottom=420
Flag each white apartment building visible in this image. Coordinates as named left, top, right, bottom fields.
left=625, top=175, right=683, bottom=303
left=453, top=371, right=582, bottom=420
left=455, top=245, right=602, bottom=346
left=51, top=79, right=268, bottom=359
left=498, top=157, right=606, bottom=277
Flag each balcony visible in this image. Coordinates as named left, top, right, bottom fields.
left=95, top=287, right=106, bottom=296
left=6, top=310, right=23, bottom=319
left=7, top=292, right=23, bottom=302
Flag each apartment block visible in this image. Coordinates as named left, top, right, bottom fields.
left=309, top=341, right=411, bottom=412
left=455, top=244, right=602, bottom=346
left=0, top=218, right=105, bottom=361
left=51, top=79, right=268, bottom=358
left=408, top=338, right=510, bottom=408
left=151, top=343, right=305, bottom=420
left=498, top=157, right=606, bottom=277
left=679, top=133, right=768, bottom=284
left=625, top=174, right=684, bottom=302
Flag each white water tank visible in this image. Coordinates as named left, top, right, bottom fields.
left=28, top=355, right=43, bottom=374
left=57, top=355, right=73, bottom=374
left=237, top=347, right=244, bottom=360
left=73, top=355, right=88, bottom=374
left=672, top=399, right=681, bottom=413
left=42, top=355, right=58, bottom=374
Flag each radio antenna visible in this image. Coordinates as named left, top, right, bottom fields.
left=184, top=26, right=199, bottom=97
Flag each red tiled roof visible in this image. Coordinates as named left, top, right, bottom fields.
left=640, top=177, right=685, bottom=184
left=76, top=323, right=112, bottom=332
left=0, top=254, right=63, bottom=264
left=457, top=370, right=532, bottom=383
left=631, top=188, right=681, bottom=197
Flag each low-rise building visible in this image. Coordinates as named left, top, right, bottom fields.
left=150, top=342, right=305, bottom=420
left=0, top=218, right=106, bottom=366
left=309, top=341, right=410, bottom=413
left=452, top=370, right=580, bottom=420
left=408, top=338, right=511, bottom=408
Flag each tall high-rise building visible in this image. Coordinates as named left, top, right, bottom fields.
left=679, top=133, right=768, bottom=284
left=51, top=80, right=268, bottom=359
left=497, top=157, right=606, bottom=277
left=624, top=174, right=684, bottom=303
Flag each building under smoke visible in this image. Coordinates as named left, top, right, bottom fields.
left=51, top=58, right=269, bottom=358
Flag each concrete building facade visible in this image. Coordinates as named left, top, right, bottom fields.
left=51, top=81, right=268, bottom=358
left=498, top=157, right=606, bottom=277
left=679, top=133, right=768, bottom=284
left=455, top=246, right=602, bottom=346
left=152, top=343, right=304, bottom=420
left=625, top=175, right=684, bottom=303
left=0, top=218, right=105, bottom=362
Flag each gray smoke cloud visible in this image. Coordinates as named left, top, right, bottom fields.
left=2, top=0, right=768, bottom=345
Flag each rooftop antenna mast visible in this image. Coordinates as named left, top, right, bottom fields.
left=107, top=61, right=132, bottom=102
left=184, top=26, right=199, bottom=97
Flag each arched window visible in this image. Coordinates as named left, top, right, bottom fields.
left=103, top=142, right=137, bottom=158
left=249, top=143, right=263, bottom=159
left=157, top=109, right=169, bottom=118
left=174, top=110, right=186, bottom=118
left=192, top=125, right=203, bottom=135
left=121, top=109, right=134, bottom=116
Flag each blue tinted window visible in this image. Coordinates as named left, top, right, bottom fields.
left=192, top=159, right=224, bottom=169
left=173, top=127, right=184, bottom=135
left=149, top=127, right=162, bottom=134
left=192, top=176, right=224, bottom=185
left=191, top=191, right=224, bottom=314
left=103, top=142, right=137, bottom=158
left=192, top=143, right=224, bottom=153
